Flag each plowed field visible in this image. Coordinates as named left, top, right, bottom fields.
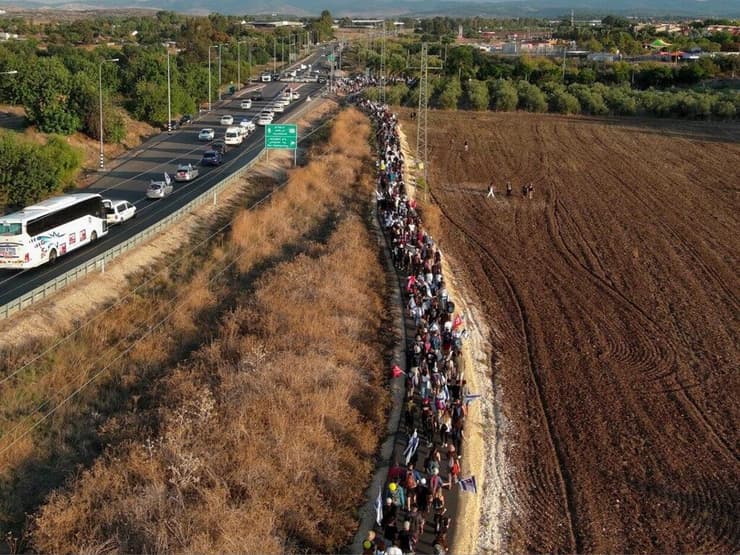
left=401, top=110, right=739, bottom=553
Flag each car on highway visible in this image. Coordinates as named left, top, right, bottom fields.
left=240, top=99, right=252, bottom=109
left=179, top=114, right=193, bottom=126
left=249, top=90, right=264, bottom=101
left=164, top=119, right=180, bottom=131
left=220, top=115, right=234, bottom=125
left=271, top=102, right=285, bottom=113
left=146, top=175, right=174, bottom=199
left=260, top=72, right=272, bottom=82
left=239, top=118, right=256, bottom=134
left=198, top=128, right=215, bottom=141
left=224, top=126, right=244, bottom=145
left=103, top=199, right=136, bottom=225
left=256, top=113, right=273, bottom=126
left=200, top=149, right=223, bottom=166
left=174, top=163, right=199, bottom=182
left=211, top=140, right=228, bottom=155
left=290, top=90, right=300, bottom=100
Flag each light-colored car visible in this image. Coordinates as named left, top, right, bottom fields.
left=239, top=118, right=256, bottom=134
left=290, top=90, right=300, bottom=100
left=220, top=115, right=234, bottom=126
left=103, top=199, right=136, bottom=225
left=174, top=163, right=199, bottom=182
left=224, top=126, right=244, bottom=145
left=198, top=128, right=215, bottom=141
left=256, top=114, right=273, bottom=126
left=146, top=177, right=174, bottom=199
left=240, top=99, right=252, bottom=109
left=272, top=102, right=285, bottom=113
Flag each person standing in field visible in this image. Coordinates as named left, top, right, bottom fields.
left=486, top=182, right=495, bottom=199
left=528, top=183, right=535, bottom=200
left=464, top=140, right=469, bottom=152
left=506, top=181, right=512, bottom=196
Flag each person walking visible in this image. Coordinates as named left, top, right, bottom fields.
left=528, top=183, right=535, bottom=199
left=463, top=140, right=469, bottom=152
left=486, top=182, right=495, bottom=199
left=506, top=181, right=512, bottom=196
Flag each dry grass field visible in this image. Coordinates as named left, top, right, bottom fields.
left=0, top=108, right=392, bottom=553
left=398, top=109, right=739, bottom=553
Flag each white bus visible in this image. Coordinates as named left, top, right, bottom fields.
left=0, top=193, right=108, bottom=269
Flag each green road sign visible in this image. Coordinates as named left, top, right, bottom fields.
left=327, top=54, right=336, bottom=62
left=265, top=123, right=298, bottom=150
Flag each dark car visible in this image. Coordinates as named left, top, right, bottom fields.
left=317, top=75, right=327, bottom=84
left=249, top=91, right=264, bottom=101
left=165, top=119, right=180, bottom=132
left=211, top=140, right=228, bottom=156
left=179, top=114, right=193, bottom=126
left=200, top=150, right=223, bottom=166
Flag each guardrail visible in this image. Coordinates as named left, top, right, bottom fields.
left=0, top=93, right=322, bottom=321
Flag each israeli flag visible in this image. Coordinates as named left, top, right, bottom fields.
left=403, top=429, right=420, bottom=465
left=458, top=475, right=478, bottom=494
left=375, top=486, right=383, bottom=526
left=463, top=393, right=482, bottom=404
left=164, top=172, right=172, bottom=185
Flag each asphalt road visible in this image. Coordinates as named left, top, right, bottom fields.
left=0, top=73, right=326, bottom=309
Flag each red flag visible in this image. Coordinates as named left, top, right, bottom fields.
left=452, top=314, right=464, bottom=329
left=406, top=275, right=416, bottom=292
left=392, top=365, right=405, bottom=378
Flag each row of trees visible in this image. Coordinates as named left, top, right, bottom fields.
left=0, top=133, right=82, bottom=208
left=367, top=78, right=738, bottom=120
left=357, top=41, right=738, bottom=92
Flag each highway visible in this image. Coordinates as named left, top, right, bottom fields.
left=0, top=68, right=327, bottom=309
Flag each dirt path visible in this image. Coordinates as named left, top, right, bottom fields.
left=399, top=109, right=740, bottom=553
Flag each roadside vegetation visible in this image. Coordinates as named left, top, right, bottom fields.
left=0, top=107, right=391, bottom=553
left=0, top=131, right=82, bottom=208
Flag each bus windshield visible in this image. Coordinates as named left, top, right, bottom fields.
left=0, top=222, right=22, bottom=236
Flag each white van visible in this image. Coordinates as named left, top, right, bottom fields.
left=224, top=126, right=244, bottom=145
left=260, top=72, right=272, bottom=82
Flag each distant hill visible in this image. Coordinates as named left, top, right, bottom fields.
left=1, top=0, right=738, bottom=18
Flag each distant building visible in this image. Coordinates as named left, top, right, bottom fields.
left=252, top=20, right=304, bottom=28
left=587, top=52, right=618, bottom=62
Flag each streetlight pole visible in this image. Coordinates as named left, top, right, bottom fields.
left=167, top=49, right=172, bottom=134
left=208, top=45, right=218, bottom=111
left=237, top=40, right=247, bottom=90
left=218, top=44, right=223, bottom=101
left=98, top=58, right=119, bottom=171
left=273, top=38, right=277, bottom=73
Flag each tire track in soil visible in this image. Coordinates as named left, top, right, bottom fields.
left=581, top=145, right=740, bottom=465
left=429, top=189, right=582, bottom=553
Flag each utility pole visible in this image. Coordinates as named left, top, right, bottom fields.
left=562, top=44, right=567, bottom=82
left=416, top=42, right=429, bottom=201
left=406, top=43, right=442, bottom=202
left=379, top=24, right=386, bottom=104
